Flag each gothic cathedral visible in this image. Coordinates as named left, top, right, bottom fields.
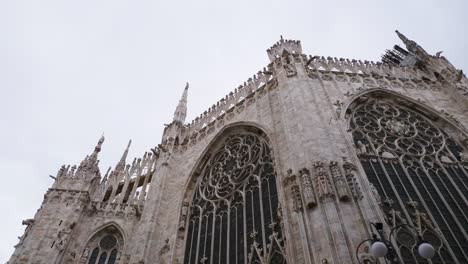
left=8, top=31, right=468, bottom=264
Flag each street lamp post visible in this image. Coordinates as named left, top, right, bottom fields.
left=356, top=222, right=435, bottom=264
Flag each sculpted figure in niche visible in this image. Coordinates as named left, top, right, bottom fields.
left=178, top=201, right=189, bottom=231
left=343, top=161, right=363, bottom=200
left=313, top=161, right=334, bottom=200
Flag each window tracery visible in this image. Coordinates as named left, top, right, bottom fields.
left=183, top=132, right=286, bottom=264
left=349, top=96, right=468, bottom=263
left=81, top=226, right=123, bottom=264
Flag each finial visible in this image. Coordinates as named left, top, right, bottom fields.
left=95, top=134, right=105, bottom=152
left=172, top=83, right=189, bottom=123
left=126, top=139, right=132, bottom=150
left=395, top=30, right=409, bottom=45
left=280, top=35, right=283, bottom=41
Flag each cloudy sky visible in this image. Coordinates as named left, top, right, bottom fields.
left=1, top=0, right=466, bottom=261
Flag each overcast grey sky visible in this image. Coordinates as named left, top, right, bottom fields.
left=1, top=0, right=467, bottom=261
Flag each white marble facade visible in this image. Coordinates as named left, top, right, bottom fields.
left=8, top=32, right=468, bottom=264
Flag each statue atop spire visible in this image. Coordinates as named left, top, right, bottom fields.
left=395, top=30, right=429, bottom=59
left=173, top=82, right=189, bottom=123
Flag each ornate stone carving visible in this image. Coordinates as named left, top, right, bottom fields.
left=356, top=140, right=369, bottom=155
left=283, top=168, right=296, bottom=186
left=312, top=161, right=334, bottom=200
left=368, top=183, right=381, bottom=205
left=178, top=201, right=189, bottom=231
left=342, top=161, right=363, bottom=200
left=459, top=150, right=468, bottom=163
left=329, top=161, right=350, bottom=201
left=385, top=119, right=410, bottom=135
left=79, top=247, right=89, bottom=264
left=160, top=238, right=170, bottom=256
left=333, top=100, right=344, bottom=117
left=56, top=222, right=75, bottom=251
left=298, top=168, right=317, bottom=208
left=291, top=184, right=303, bottom=212
left=283, top=61, right=297, bottom=77
left=358, top=246, right=377, bottom=264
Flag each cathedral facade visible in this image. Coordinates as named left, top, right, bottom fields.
left=8, top=32, right=468, bottom=264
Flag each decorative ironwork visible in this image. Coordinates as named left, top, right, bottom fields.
left=350, top=97, right=468, bottom=263
left=183, top=132, right=286, bottom=264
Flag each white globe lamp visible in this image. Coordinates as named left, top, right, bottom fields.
left=418, top=242, right=435, bottom=259
left=370, top=241, right=388, bottom=258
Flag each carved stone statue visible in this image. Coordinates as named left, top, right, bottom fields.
left=356, top=140, right=368, bottom=155
left=178, top=201, right=189, bottom=230
left=313, top=161, right=334, bottom=201
left=56, top=222, right=75, bottom=251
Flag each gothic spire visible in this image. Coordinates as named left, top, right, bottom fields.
left=75, top=135, right=105, bottom=178
left=114, top=139, right=132, bottom=173
left=395, top=30, right=428, bottom=58
left=395, top=30, right=410, bottom=46
left=173, top=82, right=189, bottom=123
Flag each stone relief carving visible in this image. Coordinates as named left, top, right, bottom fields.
left=298, top=168, right=317, bottom=208
left=312, top=161, right=334, bottom=201
left=329, top=161, right=350, bottom=201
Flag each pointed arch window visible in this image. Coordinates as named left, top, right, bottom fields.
left=349, top=95, right=468, bottom=263
left=183, top=131, right=286, bottom=264
left=81, top=226, right=124, bottom=264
